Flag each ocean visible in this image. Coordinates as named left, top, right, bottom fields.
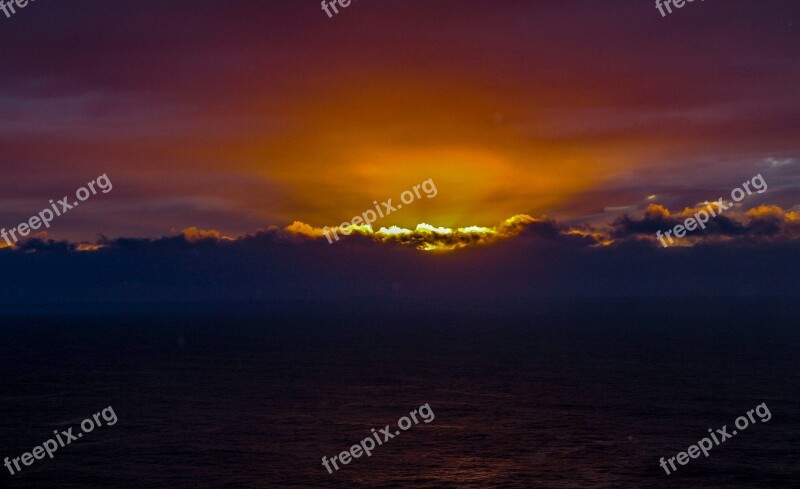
left=1, top=299, right=798, bottom=488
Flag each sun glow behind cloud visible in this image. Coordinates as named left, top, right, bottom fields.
left=287, top=215, right=546, bottom=251
left=228, top=76, right=634, bottom=230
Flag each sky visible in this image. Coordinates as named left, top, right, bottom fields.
left=1, top=0, right=798, bottom=244
left=0, top=0, right=799, bottom=304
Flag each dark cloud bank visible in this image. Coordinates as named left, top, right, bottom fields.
left=2, top=215, right=798, bottom=309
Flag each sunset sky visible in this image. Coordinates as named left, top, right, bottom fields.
left=4, top=7, right=800, bottom=489
left=1, top=0, right=798, bottom=245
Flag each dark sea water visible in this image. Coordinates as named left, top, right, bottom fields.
left=1, top=299, right=799, bottom=488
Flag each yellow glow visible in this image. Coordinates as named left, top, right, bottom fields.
left=223, top=76, right=635, bottom=228
left=566, top=229, right=612, bottom=246
left=341, top=224, right=374, bottom=237
left=378, top=226, right=412, bottom=236
left=458, top=226, right=496, bottom=234
left=415, top=223, right=453, bottom=235
left=77, top=243, right=105, bottom=252
left=286, top=214, right=548, bottom=251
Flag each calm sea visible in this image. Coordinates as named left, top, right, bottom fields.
left=1, top=299, right=798, bottom=488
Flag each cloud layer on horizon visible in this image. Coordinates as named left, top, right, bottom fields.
left=2, top=206, right=799, bottom=306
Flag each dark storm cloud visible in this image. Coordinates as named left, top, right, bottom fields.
left=2, top=211, right=799, bottom=307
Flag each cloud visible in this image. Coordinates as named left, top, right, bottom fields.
left=767, top=157, right=794, bottom=168
left=282, top=215, right=603, bottom=251
left=180, top=227, right=230, bottom=243
left=0, top=215, right=800, bottom=307
left=612, top=204, right=800, bottom=244
left=2, top=208, right=798, bottom=307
